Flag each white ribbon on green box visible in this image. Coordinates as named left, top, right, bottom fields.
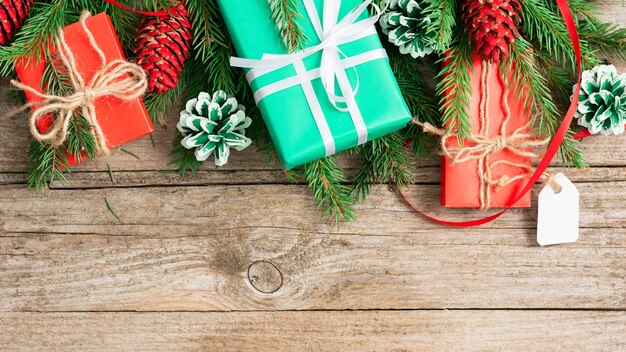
left=230, top=0, right=387, bottom=157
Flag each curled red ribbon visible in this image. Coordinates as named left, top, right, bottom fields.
left=401, top=0, right=582, bottom=227
left=102, top=0, right=172, bottom=16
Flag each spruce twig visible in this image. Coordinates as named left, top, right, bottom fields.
left=505, top=37, right=587, bottom=168
left=303, top=157, right=356, bottom=222
left=424, top=0, right=457, bottom=53
left=435, top=28, right=473, bottom=139
left=267, top=0, right=307, bottom=52
left=352, top=133, right=413, bottom=202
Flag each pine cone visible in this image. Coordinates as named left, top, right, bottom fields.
left=380, top=0, right=435, bottom=58
left=574, top=65, right=626, bottom=136
left=462, top=0, right=521, bottom=62
left=0, top=0, right=34, bottom=45
left=177, top=91, right=252, bottom=166
left=135, top=4, right=192, bottom=94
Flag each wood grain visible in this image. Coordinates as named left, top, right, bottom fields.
left=2, top=311, right=625, bottom=351
left=1, top=228, right=624, bottom=312
left=1, top=2, right=625, bottom=350
left=1, top=182, right=625, bottom=240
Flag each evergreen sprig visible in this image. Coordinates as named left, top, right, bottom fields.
left=0, top=1, right=77, bottom=75
left=424, top=0, right=458, bottom=53
left=352, top=132, right=413, bottom=202
left=303, top=157, right=356, bottom=222
left=435, top=27, right=473, bottom=139
left=505, top=37, right=587, bottom=168
left=26, top=53, right=99, bottom=190
left=522, top=0, right=599, bottom=70
left=169, top=130, right=203, bottom=176
left=387, top=47, right=440, bottom=156
left=267, top=0, right=308, bottom=53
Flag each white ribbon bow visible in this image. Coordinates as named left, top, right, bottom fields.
left=230, top=0, right=386, bottom=155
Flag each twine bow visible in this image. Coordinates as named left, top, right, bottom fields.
left=414, top=61, right=550, bottom=210
left=9, top=11, right=148, bottom=154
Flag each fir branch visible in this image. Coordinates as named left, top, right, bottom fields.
left=535, top=49, right=574, bottom=105
left=267, top=0, right=307, bottom=52
left=505, top=37, right=587, bottom=168
left=522, top=0, right=599, bottom=70
left=101, top=2, right=139, bottom=52
left=352, top=133, right=413, bottom=202
left=435, top=28, right=473, bottom=139
left=186, top=50, right=237, bottom=100
left=145, top=76, right=186, bottom=127
left=170, top=130, right=203, bottom=175
left=303, top=157, right=355, bottom=222
left=577, top=20, right=626, bottom=62
left=27, top=138, right=70, bottom=190
left=386, top=46, right=440, bottom=156
left=0, top=1, right=77, bottom=75
left=250, top=111, right=300, bottom=183
left=187, top=0, right=230, bottom=63
left=424, top=0, right=458, bottom=53
left=26, top=53, right=99, bottom=190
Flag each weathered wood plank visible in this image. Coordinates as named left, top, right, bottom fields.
left=3, top=107, right=626, bottom=174
left=1, top=311, right=625, bottom=351
left=1, top=183, right=624, bottom=238
left=1, top=229, right=623, bottom=312
left=2, top=165, right=625, bottom=188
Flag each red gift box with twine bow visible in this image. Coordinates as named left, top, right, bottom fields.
left=440, top=54, right=547, bottom=209
left=14, top=13, right=153, bottom=166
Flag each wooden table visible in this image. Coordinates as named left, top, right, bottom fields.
left=1, top=4, right=625, bottom=351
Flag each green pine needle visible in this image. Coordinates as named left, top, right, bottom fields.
left=170, top=130, right=203, bottom=176
left=505, top=37, right=587, bottom=168
left=120, top=149, right=140, bottom=160
left=26, top=51, right=99, bottom=190
left=424, top=0, right=457, bottom=53
left=107, top=164, right=116, bottom=184
left=352, top=133, right=414, bottom=202
left=435, top=28, right=473, bottom=139
left=104, top=197, right=121, bottom=220
left=145, top=78, right=185, bottom=127
left=0, top=1, right=77, bottom=75
left=386, top=45, right=440, bottom=156
left=303, top=157, right=356, bottom=223
left=522, top=0, right=599, bottom=70
left=267, top=0, right=308, bottom=52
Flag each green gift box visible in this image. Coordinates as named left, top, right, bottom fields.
left=217, top=0, right=411, bottom=169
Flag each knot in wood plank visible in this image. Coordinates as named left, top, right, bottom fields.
left=247, top=260, right=283, bottom=294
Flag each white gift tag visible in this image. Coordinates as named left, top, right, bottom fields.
left=537, top=173, right=580, bottom=246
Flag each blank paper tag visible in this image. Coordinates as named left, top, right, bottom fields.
left=537, top=173, right=580, bottom=246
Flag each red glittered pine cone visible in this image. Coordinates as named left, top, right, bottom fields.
left=0, top=0, right=34, bottom=45
left=462, top=0, right=522, bottom=63
left=134, top=3, right=192, bottom=94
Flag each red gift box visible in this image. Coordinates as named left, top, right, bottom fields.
left=440, top=54, right=533, bottom=209
left=14, top=13, right=153, bottom=166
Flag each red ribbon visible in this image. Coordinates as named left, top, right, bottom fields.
left=400, top=0, right=582, bottom=227
left=102, top=0, right=172, bottom=16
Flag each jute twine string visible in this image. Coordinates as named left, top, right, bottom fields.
left=413, top=61, right=555, bottom=209
left=8, top=11, right=148, bottom=155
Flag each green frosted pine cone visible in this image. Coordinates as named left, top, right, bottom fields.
left=177, top=91, right=252, bottom=166
left=379, top=0, right=435, bottom=58
left=574, top=65, right=626, bottom=136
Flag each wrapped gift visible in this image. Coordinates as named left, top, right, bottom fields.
left=218, top=0, right=411, bottom=169
left=440, top=54, right=544, bottom=209
left=14, top=13, right=153, bottom=166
